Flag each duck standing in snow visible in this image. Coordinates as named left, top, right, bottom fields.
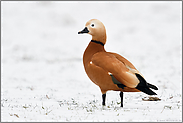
left=78, top=19, right=158, bottom=107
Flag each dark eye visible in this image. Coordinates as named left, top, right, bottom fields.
left=91, top=24, right=94, bottom=27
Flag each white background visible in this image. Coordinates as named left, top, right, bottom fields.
left=1, top=1, right=182, bottom=121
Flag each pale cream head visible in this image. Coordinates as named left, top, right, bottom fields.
left=79, top=19, right=107, bottom=45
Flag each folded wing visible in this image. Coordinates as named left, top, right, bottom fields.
left=91, top=52, right=140, bottom=88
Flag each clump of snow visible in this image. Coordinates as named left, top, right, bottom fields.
left=1, top=1, right=182, bottom=122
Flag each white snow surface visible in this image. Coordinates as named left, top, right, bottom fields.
left=1, top=1, right=182, bottom=122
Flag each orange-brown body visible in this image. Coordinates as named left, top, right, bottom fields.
left=83, top=41, right=140, bottom=94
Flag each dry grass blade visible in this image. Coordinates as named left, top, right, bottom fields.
left=14, top=114, right=19, bottom=118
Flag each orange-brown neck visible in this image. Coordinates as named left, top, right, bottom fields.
left=92, top=32, right=107, bottom=45
left=83, top=41, right=106, bottom=68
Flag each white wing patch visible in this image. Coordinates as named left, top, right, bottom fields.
left=90, top=61, right=93, bottom=64
left=108, top=72, right=112, bottom=75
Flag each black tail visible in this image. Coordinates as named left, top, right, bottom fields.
left=147, top=83, right=158, bottom=90
left=135, top=73, right=157, bottom=95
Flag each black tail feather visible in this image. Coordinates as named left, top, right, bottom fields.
left=135, top=73, right=157, bottom=95
left=147, top=83, right=158, bottom=90
left=136, top=85, right=157, bottom=95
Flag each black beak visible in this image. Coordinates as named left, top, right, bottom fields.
left=78, top=27, right=89, bottom=34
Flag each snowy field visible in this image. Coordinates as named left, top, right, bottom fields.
left=1, top=1, right=182, bottom=122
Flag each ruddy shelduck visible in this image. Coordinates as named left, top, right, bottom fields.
left=78, top=19, right=158, bottom=107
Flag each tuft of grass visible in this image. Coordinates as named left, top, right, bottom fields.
left=165, top=105, right=172, bottom=109
left=10, top=113, right=19, bottom=118
left=23, top=105, right=29, bottom=109
left=161, top=105, right=172, bottom=113
left=86, top=108, right=93, bottom=112
left=68, top=107, right=73, bottom=110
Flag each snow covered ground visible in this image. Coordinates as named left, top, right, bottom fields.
left=1, top=1, right=182, bottom=122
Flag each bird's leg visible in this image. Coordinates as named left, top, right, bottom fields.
left=102, top=93, right=106, bottom=106
left=120, top=92, right=123, bottom=107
